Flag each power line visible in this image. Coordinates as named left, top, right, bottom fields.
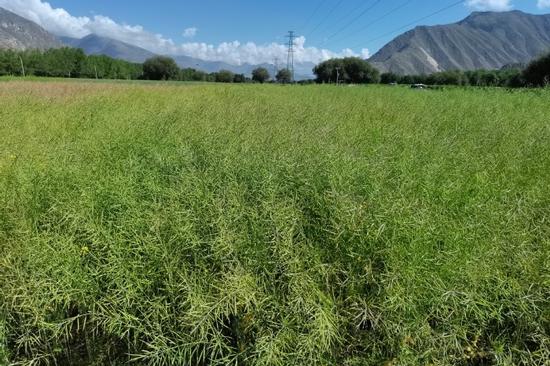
left=306, top=0, right=346, bottom=38
left=355, top=0, right=413, bottom=34
left=314, top=0, right=376, bottom=38
left=333, top=0, right=376, bottom=27
left=349, top=0, right=464, bottom=50
left=299, top=0, right=329, bottom=33
left=327, top=0, right=413, bottom=46
left=323, top=0, right=383, bottom=43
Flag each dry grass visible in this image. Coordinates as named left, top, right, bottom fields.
left=0, top=80, right=127, bottom=100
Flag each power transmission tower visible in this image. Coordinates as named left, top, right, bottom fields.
left=286, top=31, right=295, bottom=83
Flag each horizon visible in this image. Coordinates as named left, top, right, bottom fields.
left=1, top=0, right=550, bottom=66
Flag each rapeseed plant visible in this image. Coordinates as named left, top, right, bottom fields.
left=0, top=81, right=548, bottom=365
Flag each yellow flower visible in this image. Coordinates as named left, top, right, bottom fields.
left=9, top=154, right=17, bottom=160
left=81, top=246, right=90, bottom=255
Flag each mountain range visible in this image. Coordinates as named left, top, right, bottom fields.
left=57, top=34, right=316, bottom=78
left=59, top=34, right=155, bottom=63
left=370, top=10, right=550, bottom=74
left=0, top=7, right=60, bottom=50
left=2, top=6, right=550, bottom=77
left=58, top=33, right=315, bottom=78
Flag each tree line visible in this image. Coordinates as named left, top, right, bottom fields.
left=0, top=48, right=296, bottom=84
left=142, top=56, right=294, bottom=83
left=0, top=48, right=143, bottom=79
left=313, top=54, right=550, bottom=88
left=2, top=47, right=549, bottom=87
left=379, top=69, right=525, bottom=88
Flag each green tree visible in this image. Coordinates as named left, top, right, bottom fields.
left=18, top=49, right=42, bottom=76
left=0, top=48, right=142, bottom=80
left=522, top=52, right=550, bottom=87
left=480, top=70, right=499, bottom=86
left=143, top=56, right=179, bottom=80
left=30, top=48, right=86, bottom=77
left=342, top=57, right=380, bottom=84
left=180, top=68, right=196, bottom=81
left=276, top=68, right=292, bottom=84
left=500, top=69, right=524, bottom=88
left=0, top=50, right=19, bottom=76
left=312, top=59, right=342, bottom=83
left=252, top=67, right=270, bottom=83
left=427, top=70, right=466, bottom=86
left=233, top=73, right=246, bottom=83
left=381, top=72, right=401, bottom=84
left=193, top=70, right=209, bottom=81
left=215, top=69, right=234, bottom=83
left=313, top=57, right=379, bottom=84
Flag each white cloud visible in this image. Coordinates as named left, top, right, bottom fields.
left=0, top=0, right=361, bottom=66
left=0, top=0, right=175, bottom=50
left=174, top=36, right=362, bottom=65
left=538, top=0, right=550, bottom=8
left=465, top=0, right=513, bottom=11
left=182, top=27, right=197, bottom=39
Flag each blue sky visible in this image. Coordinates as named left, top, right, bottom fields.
left=1, top=0, right=549, bottom=65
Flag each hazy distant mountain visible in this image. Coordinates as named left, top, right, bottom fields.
left=0, top=7, right=61, bottom=50
left=174, top=55, right=315, bottom=79
left=174, top=54, right=245, bottom=73
left=59, top=34, right=155, bottom=63
left=369, top=11, right=550, bottom=75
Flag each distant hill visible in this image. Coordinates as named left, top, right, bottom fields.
left=369, top=10, right=550, bottom=75
left=59, top=34, right=155, bottom=63
left=175, top=54, right=266, bottom=74
left=0, top=7, right=61, bottom=50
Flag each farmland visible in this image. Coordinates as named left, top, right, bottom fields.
left=0, top=80, right=549, bottom=365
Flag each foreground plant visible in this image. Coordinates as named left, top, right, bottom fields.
left=0, top=81, right=549, bottom=365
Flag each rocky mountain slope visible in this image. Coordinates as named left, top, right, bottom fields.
left=369, top=11, right=550, bottom=75
left=0, top=7, right=60, bottom=50
left=59, top=34, right=155, bottom=63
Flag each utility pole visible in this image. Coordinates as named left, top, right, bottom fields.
left=94, top=65, right=98, bottom=80
left=286, top=31, right=295, bottom=83
left=18, top=56, right=25, bottom=77
left=335, top=67, right=341, bottom=85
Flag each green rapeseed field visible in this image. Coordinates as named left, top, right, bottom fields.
left=1, top=81, right=549, bottom=365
